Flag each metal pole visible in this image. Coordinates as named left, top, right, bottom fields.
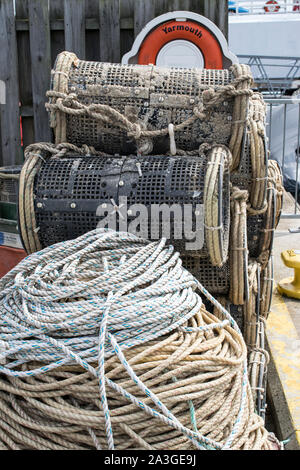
left=295, top=103, right=300, bottom=213
left=282, top=103, right=287, bottom=169
left=268, top=103, right=273, bottom=153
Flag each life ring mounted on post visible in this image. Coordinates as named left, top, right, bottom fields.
left=264, top=1, right=280, bottom=13
left=138, top=19, right=223, bottom=70
left=122, top=11, right=238, bottom=70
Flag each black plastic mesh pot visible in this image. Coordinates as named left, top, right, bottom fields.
left=182, top=256, right=230, bottom=295
left=247, top=185, right=276, bottom=260
left=230, top=132, right=268, bottom=198
left=25, top=152, right=230, bottom=260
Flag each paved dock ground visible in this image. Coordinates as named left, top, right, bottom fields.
left=267, top=191, right=300, bottom=450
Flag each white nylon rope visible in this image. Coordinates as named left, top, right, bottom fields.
left=0, top=229, right=251, bottom=450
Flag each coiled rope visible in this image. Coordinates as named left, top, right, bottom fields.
left=0, top=229, right=277, bottom=450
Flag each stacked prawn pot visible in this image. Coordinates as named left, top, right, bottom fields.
left=19, top=51, right=283, bottom=421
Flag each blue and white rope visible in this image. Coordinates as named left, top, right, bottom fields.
left=0, top=229, right=255, bottom=450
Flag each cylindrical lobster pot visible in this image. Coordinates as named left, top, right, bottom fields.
left=247, top=160, right=283, bottom=265
left=213, top=297, right=244, bottom=332
left=230, top=130, right=268, bottom=213
left=243, top=261, right=261, bottom=349
left=182, top=256, right=230, bottom=295
left=214, top=261, right=261, bottom=346
left=182, top=186, right=250, bottom=301
left=213, top=293, right=269, bottom=421
left=19, top=146, right=230, bottom=264
left=47, top=52, right=252, bottom=163
left=248, top=320, right=269, bottom=421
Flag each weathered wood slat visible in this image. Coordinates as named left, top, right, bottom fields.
left=15, top=17, right=136, bottom=31
left=28, top=0, right=52, bottom=143
left=204, top=0, right=228, bottom=38
left=99, top=0, right=120, bottom=63
left=85, top=0, right=99, bottom=17
left=167, top=0, right=190, bottom=10
left=16, top=0, right=32, bottom=107
left=50, top=0, right=65, bottom=65
left=50, top=0, right=64, bottom=19
left=134, top=0, right=155, bottom=37
left=16, top=0, right=34, bottom=151
left=21, top=117, right=35, bottom=151
left=86, top=0, right=100, bottom=61
left=120, top=0, right=134, bottom=61
left=64, top=0, right=86, bottom=58
left=0, top=0, right=22, bottom=166
left=15, top=0, right=29, bottom=18
left=217, top=0, right=229, bottom=39
left=14, top=2, right=227, bottom=36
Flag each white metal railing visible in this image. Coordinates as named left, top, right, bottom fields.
left=229, top=0, right=300, bottom=15
left=266, top=98, right=300, bottom=216
left=238, top=55, right=300, bottom=97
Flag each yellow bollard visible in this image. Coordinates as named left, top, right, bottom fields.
left=278, top=250, right=300, bottom=299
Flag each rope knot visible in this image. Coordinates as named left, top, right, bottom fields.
left=62, top=93, right=77, bottom=107
left=231, top=187, right=249, bottom=203
left=127, top=123, right=142, bottom=140
left=202, top=88, right=215, bottom=104
left=193, top=103, right=206, bottom=120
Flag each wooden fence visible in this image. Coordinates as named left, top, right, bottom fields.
left=0, top=0, right=228, bottom=166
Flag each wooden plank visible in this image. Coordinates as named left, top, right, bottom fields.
left=50, top=0, right=64, bottom=20
left=167, top=0, right=190, bottom=10
left=85, top=0, right=99, bottom=18
left=204, top=0, right=228, bottom=38
left=188, top=0, right=205, bottom=15
left=50, top=0, right=65, bottom=66
left=120, top=0, right=134, bottom=21
left=99, top=0, right=120, bottom=63
left=134, top=0, right=155, bottom=37
left=217, top=0, right=229, bottom=39
left=15, top=0, right=29, bottom=18
left=16, top=0, right=34, bottom=152
left=120, top=0, right=134, bottom=61
left=155, top=0, right=170, bottom=16
left=28, top=0, right=52, bottom=143
left=21, top=117, right=35, bottom=150
left=85, top=0, right=106, bottom=62
left=86, top=0, right=100, bottom=60
left=16, top=1, right=32, bottom=108
left=64, top=0, right=86, bottom=59
left=0, top=0, right=22, bottom=166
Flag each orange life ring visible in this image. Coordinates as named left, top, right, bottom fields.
left=293, top=0, right=300, bottom=11
left=264, top=1, right=280, bottom=12
left=138, top=20, right=223, bottom=69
